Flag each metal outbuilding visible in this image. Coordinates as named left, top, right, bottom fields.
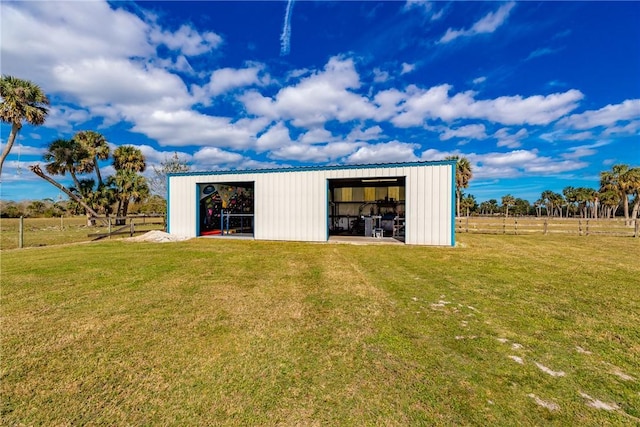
left=167, top=160, right=456, bottom=246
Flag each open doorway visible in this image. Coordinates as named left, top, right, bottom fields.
left=198, top=182, right=254, bottom=237
left=328, top=177, right=406, bottom=242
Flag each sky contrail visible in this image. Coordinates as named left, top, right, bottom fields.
left=280, top=0, right=295, bottom=56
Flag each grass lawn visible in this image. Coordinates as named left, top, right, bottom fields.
left=1, top=234, right=639, bottom=425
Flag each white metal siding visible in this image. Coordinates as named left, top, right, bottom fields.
left=168, top=163, right=454, bottom=246
left=254, top=171, right=326, bottom=241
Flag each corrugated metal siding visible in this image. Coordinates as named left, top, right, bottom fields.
left=403, top=164, right=452, bottom=245
left=168, top=163, right=454, bottom=246
left=255, top=171, right=326, bottom=241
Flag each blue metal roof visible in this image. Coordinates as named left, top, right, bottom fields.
left=168, top=160, right=456, bottom=178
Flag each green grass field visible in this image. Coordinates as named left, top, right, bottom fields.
left=2, top=234, right=639, bottom=425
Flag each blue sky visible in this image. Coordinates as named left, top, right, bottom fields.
left=1, top=1, right=639, bottom=203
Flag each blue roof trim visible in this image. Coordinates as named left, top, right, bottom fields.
left=168, top=160, right=457, bottom=178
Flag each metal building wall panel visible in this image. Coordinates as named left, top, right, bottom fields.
left=168, top=162, right=454, bottom=245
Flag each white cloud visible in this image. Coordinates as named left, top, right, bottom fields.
left=132, top=144, right=193, bottom=165
left=602, top=120, right=640, bottom=137
left=403, top=0, right=444, bottom=21
left=473, top=76, right=487, bottom=85
left=558, top=99, right=640, bottom=130
left=373, top=68, right=390, bottom=83
left=130, top=111, right=268, bottom=148
left=1, top=2, right=152, bottom=85
left=298, top=128, right=335, bottom=144
left=469, top=149, right=587, bottom=179
left=440, top=124, right=488, bottom=141
left=270, top=142, right=362, bottom=163
left=526, top=47, right=560, bottom=61
left=256, top=122, right=294, bottom=152
left=241, top=56, right=376, bottom=128
left=207, top=66, right=264, bottom=97
left=494, top=128, right=527, bottom=148
left=192, top=147, right=244, bottom=167
left=52, top=58, right=191, bottom=108
left=420, top=148, right=454, bottom=161
left=401, top=62, right=416, bottom=75
left=347, top=126, right=384, bottom=142
left=373, top=89, right=406, bottom=121
left=346, top=141, right=419, bottom=164
left=149, top=24, right=222, bottom=56
left=479, top=150, right=538, bottom=167
left=418, top=148, right=588, bottom=180
left=44, top=106, right=92, bottom=131
left=440, top=2, right=515, bottom=43
left=392, top=85, right=583, bottom=126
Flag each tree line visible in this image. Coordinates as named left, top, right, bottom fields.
left=455, top=163, right=640, bottom=221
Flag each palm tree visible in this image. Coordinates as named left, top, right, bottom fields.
left=109, top=170, right=149, bottom=218
left=550, top=192, right=565, bottom=218
left=43, top=138, right=89, bottom=191
left=445, top=155, right=473, bottom=217
left=562, top=186, right=578, bottom=217
left=74, top=130, right=110, bottom=186
left=113, top=145, right=146, bottom=173
left=0, top=75, right=50, bottom=176
left=460, top=194, right=477, bottom=217
left=533, top=198, right=544, bottom=217
left=600, top=164, right=636, bottom=222
left=599, top=189, right=619, bottom=219
left=628, top=168, right=640, bottom=220
left=502, top=194, right=515, bottom=217
left=111, top=145, right=147, bottom=222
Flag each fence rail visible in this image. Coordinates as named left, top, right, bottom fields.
left=2, top=215, right=166, bottom=249
left=87, top=215, right=166, bottom=240
left=456, top=217, right=639, bottom=237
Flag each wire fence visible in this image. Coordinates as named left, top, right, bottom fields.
left=1, top=215, right=166, bottom=250
left=455, top=217, right=639, bottom=237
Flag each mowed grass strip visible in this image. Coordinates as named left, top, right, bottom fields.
left=1, top=235, right=639, bottom=425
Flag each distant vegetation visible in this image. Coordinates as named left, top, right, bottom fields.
left=449, top=160, right=640, bottom=221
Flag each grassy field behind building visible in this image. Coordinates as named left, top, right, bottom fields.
left=1, top=234, right=639, bottom=425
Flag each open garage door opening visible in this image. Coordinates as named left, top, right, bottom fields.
left=198, top=182, right=254, bottom=237
left=328, top=177, right=406, bottom=242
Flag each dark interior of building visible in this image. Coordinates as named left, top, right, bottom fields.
left=328, top=177, right=406, bottom=240
left=199, top=182, right=254, bottom=236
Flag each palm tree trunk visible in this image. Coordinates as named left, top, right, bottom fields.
left=631, top=199, right=640, bottom=219
left=0, top=123, right=21, bottom=176
left=94, top=157, right=103, bottom=187
left=70, top=171, right=82, bottom=193
left=623, top=195, right=630, bottom=223
left=30, top=165, right=103, bottom=225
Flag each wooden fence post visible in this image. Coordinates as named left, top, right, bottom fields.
left=543, top=219, right=548, bottom=235
left=108, top=217, right=112, bottom=239
left=503, top=217, right=506, bottom=235
left=515, top=218, right=518, bottom=235
left=60, top=215, right=63, bottom=230
left=130, top=221, right=134, bottom=237
left=578, top=219, right=582, bottom=236
left=586, top=219, right=590, bottom=236
left=635, top=219, right=639, bottom=238
left=466, top=216, right=469, bottom=233
left=19, top=216, right=24, bottom=249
